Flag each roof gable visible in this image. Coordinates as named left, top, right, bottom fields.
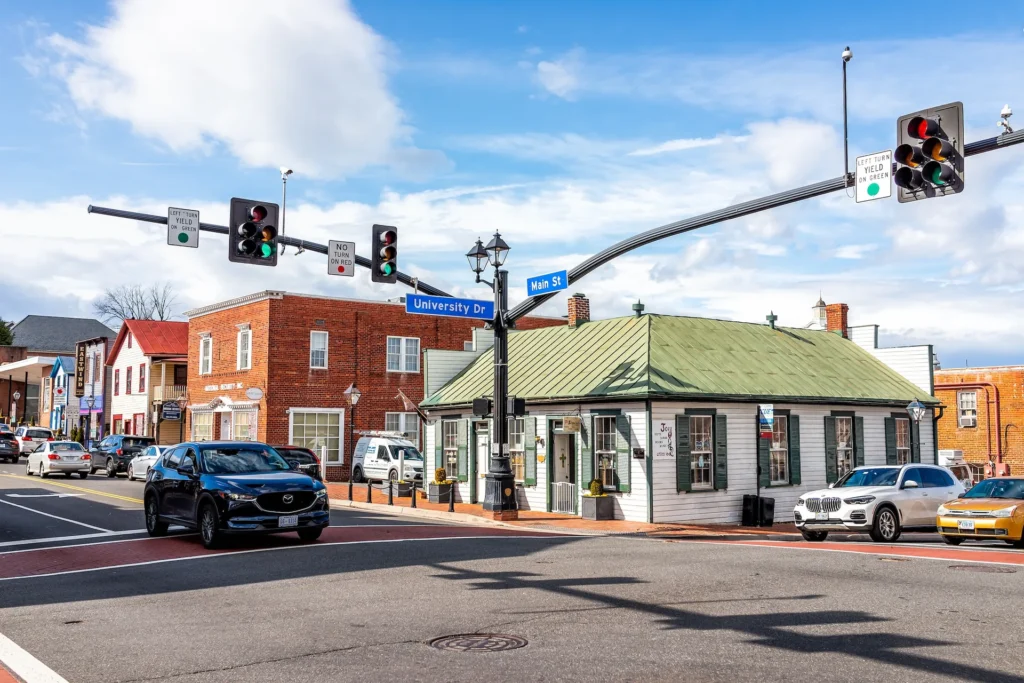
left=49, top=356, right=75, bottom=378
left=11, top=316, right=114, bottom=355
left=106, top=320, right=188, bottom=365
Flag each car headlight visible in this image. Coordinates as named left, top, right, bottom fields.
left=315, top=489, right=327, bottom=498
left=992, top=506, right=1017, bottom=518
left=937, top=505, right=950, bottom=515
left=226, top=492, right=256, bottom=501
left=843, top=496, right=876, bottom=505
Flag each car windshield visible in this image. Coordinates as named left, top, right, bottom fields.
left=834, top=468, right=900, bottom=487
left=391, top=446, right=423, bottom=461
left=27, top=429, right=52, bottom=439
left=53, top=442, right=84, bottom=451
left=123, top=438, right=154, bottom=448
left=277, top=449, right=317, bottom=465
left=963, top=479, right=1024, bottom=500
left=201, top=446, right=292, bottom=474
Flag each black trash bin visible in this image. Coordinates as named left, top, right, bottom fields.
left=759, top=496, right=775, bottom=527
left=741, top=494, right=758, bottom=527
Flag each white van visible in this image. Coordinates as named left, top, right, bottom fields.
left=350, top=433, right=424, bottom=483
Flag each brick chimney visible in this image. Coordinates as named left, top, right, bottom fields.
left=567, top=293, right=590, bottom=328
left=825, top=303, right=849, bottom=338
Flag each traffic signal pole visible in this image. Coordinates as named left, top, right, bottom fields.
left=85, top=204, right=452, bottom=297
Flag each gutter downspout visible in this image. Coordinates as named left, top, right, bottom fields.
left=933, top=405, right=944, bottom=465
left=934, top=382, right=1002, bottom=467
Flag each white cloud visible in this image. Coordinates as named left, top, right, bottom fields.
left=834, top=243, right=879, bottom=259
left=28, top=0, right=435, bottom=179
left=628, top=136, right=729, bottom=157
left=536, top=48, right=584, bottom=99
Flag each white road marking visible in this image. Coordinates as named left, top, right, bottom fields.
left=0, top=531, right=196, bottom=556
left=0, top=631, right=69, bottom=683
left=0, top=529, right=150, bottom=550
left=6, top=493, right=86, bottom=499
left=0, top=499, right=110, bottom=532
left=683, top=539, right=1024, bottom=567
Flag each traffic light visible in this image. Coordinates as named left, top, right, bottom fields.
left=228, top=198, right=279, bottom=266
left=894, top=102, right=965, bottom=203
left=371, top=224, right=398, bottom=283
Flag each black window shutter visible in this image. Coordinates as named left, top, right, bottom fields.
left=714, top=413, right=728, bottom=490
left=911, top=419, right=921, bottom=463
left=580, top=417, right=593, bottom=487
left=824, top=416, right=838, bottom=484
left=788, top=415, right=801, bottom=485
left=854, top=416, right=865, bottom=467
left=615, top=414, right=631, bottom=493
left=456, top=419, right=469, bottom=482
left=884, top=417, right=897, bottom=466
left=757, top=413, right=770, bottom=489
left=524, top=416, right=537, bottom=486
left=675, top=415, right=691, bottom=492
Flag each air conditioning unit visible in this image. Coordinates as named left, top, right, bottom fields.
left=938, top=449, right=964, bottom=466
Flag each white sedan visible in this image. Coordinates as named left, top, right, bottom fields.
left=128, top=445, right=166, bottom=481
left=25, top=441, right=92, bottom=479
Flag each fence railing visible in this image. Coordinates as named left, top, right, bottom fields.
left=552, top=482, right=576, bottom=514
left=153, top=385, right=187, bottom=402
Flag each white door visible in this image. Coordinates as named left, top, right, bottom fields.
left=219, top=413, right=231, bottom=440
left=475, top=424, right=489, bottom=503
left=552, top=434, right=572, bottom=483
left=898, top=467, right=929, bottom=525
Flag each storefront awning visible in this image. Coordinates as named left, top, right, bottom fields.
left=0, top=356, right=58, bottom=384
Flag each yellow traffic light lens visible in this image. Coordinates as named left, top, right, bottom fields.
left=260, top=225, right=277, bottom=241
left=922, top=138, right=951, bottom=162
left=380, top=246, right=396, bottom=260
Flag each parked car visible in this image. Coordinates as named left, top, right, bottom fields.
left=0, top=431, right=21, bottom=463
left=128, top=445, right=168, bottom=481
left=350, top=434, right=424, bottom=483
left=272, top=445, right=322, bottom=481
left=0, top=422, right=12, bottom=435
left=937, top=477, right=1024, bottom=547
left=24, top=441, right=91, bottom=479
left=793, top=464, right=965, bottom=543
left=90, top=434, right=156, bottom=478
left=14, top=426, right=54, bottom=454
left=143, top=441, right=329, bottom=549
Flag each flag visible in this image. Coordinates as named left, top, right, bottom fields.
left=395, top=389, right=428, bottom=422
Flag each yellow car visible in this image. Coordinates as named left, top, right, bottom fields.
left=936, top=477, right=1024, bottom=546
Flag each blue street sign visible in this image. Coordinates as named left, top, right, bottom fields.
left=161, top=403, right=182, bottom=421
left=406, top=294, right=494, bottom=320
left=526, top=269, right=568, bottom=297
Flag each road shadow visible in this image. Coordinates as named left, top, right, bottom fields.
left=429, top=563, right=1024, bottom=683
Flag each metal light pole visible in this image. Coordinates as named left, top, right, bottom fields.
left=841, top=46, right=853, bottom=184
left=280, top=167, right=293, bottom=254
left=467, top=233, right=517, bottom=520
left=906, top=399, right=926, bottom=464
left=85, top=395, right=95, bottom=449
left=344, top=383, right=361, bottom=483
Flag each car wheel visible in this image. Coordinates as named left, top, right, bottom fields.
left=89, top=466, right=96, bottom=475
left=942, top=535, right=964, bottom=546
left=39, top=462, right=47, bottom=479
left=870, top=506, right=901, bottom=543
left=127, top=465, right=135, bottom=481
left=79, top=472, right=88, bottom=479
left=353, top=466, right=364, bottom=483
left=800, top=529, right=828, bottom=542
left=199, top=503, right=221, bottom=549
left=25, top=460, right=32, bottom=475
left=389, top=469, right=399, bottom=483
left=298, top=527, right=323, bottom=542
left=105, top=459, right=116, bottom=478
left=145, top=495, right=168, bottom=537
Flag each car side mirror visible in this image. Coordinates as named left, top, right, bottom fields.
left=177, top=463, right=195, bottom=477
left=827, top=483, right=835, bottom=489
left=902, top=480, right=919, bottom=489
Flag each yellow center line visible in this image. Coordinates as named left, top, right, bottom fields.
left=0, top=473, right=144, bottom=504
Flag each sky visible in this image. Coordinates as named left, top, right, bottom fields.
left=1, top=0, right=1023, bottom=369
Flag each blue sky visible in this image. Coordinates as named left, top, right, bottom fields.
left=1, top=0, right=1023, bottom=369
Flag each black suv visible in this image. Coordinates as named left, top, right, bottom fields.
left=0, top=431, right=18, bottom=463
left=90, top=434, right=156, bottom=477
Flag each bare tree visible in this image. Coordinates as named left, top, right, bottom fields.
left=93, top=284, right=178, bottom=324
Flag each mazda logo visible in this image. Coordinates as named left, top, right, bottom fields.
left=282, top=494, right=293, bottom=504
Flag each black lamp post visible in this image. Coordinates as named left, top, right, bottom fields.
left=344, top=383, right=362, bottom=482
left=466, top=232, right=517, bottom=519
left=85, top=395, right=96, bottom=449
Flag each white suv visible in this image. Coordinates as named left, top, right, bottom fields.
left=350, top=434, right=424, bottom=483
left=794, top=465, right=965, bottom=543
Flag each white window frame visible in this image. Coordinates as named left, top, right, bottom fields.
left=895, top=417, right=912, bottom=465
left=288, top=408, right=344, bottom=463
left=836, top=416, right=854, bottom=478
left=594, top=416, right=616, bottom=491
left=508, top=417, right=525, bottom=483
left=957, top=391, right=977, bottom=428
left=310, top=331, right=328, bottom=369
left=199, top=336, right=213, bottom=376
left=232, top=410, right=256, bottom=441
left=236, top=327, right=251, bottom=371
left=191, top=411, right=214, bottom=442
left=385, top=412, right=420, bottom=449
left=386, top=336, right=420, bottom=373
left=689, top=415, right=714, bottom=490
left=442, top=420, right=459, bottom=480
left=770, top=415, right=789, bottom=485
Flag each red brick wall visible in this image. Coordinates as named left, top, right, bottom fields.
left=935, top=367, right=1024, bottom=473
left=825, top=303, right=849, bottom=338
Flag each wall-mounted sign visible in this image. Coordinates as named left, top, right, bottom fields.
left=75, top=342, right=87, bottom=397
left=653, top=420, right=674, bottom=458
left=161, top=403, right=182, bottom=421
left=562, top=416, right=581, bottom=433
left=245, top=387, right=264, bottom=400
left=758, top=404, right=774, bottom=439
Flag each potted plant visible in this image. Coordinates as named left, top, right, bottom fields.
left=396, top=480, right=414, bottom=497
left=428, top=467, right=454, bottom=504
left=581, top=479, right=614, bottom=520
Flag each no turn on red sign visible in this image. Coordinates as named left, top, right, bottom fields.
left=328, top=240, right=355, bottom=277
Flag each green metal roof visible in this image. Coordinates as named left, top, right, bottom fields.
left=421, top=314, right=938, bottom=408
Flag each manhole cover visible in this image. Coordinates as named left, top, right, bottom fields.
left=428, top=634, right=527, bottom=652
left=949, top=564, right=1017, bottom=574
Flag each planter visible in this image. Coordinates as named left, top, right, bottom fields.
left=396, top=482, right=414, bottom=498
left=428, top=482, right=454, bottom=504
left=581, top=495, right=614, bottom=521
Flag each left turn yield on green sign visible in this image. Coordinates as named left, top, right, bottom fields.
left=167, top=207, right=200, bottom=248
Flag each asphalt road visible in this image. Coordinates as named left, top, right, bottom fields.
left=3, top=461, right=1024, bottom=683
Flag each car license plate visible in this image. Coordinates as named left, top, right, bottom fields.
left=279, top=515, right=298, bottom=528
left=815, top=512, right=829, bottom=521
left=958, top=520, right=975, bottom=531
left=62, top=456, right=78, bottom=461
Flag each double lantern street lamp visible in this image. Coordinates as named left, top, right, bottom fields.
left=466, top=232, right=518, bottom=519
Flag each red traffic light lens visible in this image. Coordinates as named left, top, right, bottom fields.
left=908, top=116, right=939, bottom=139
left=239, top=221, right=259, bottom=238
left=249, top=205, right=268, bottom=222
left=380, top=230, right=396, bottom=246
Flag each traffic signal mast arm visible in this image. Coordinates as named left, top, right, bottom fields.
left=506, top=127, right=1024, bottom=324
left=85, top=205, right=452, bottom=297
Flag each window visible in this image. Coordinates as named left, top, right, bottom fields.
left=836, top=416, right=854, bottom=478
left=237, top=328, right=251, bottom=370
left=233, top=411, right=255, bottom=441
left=43, top=379, right=51, bottom=412
left=509, top=417, right=525, bottom=483
left=127, top=333, right=132, bottom=349
left=895, top=418, right=911, bottom=465
left=138, top=364, right=146, bottom=393
left=125, top=367, right=132, bottom=395
left=463, top=341, right=474, bottom=351
left=289, top=410, right=342, bottom=462
left=689, top=415, right=713, bottom=489
left=770, top=415, right=789, bottom=484
left=114, top=369, right=120, bottom=396
left=385, top=412, right=420, bottom=448
left=192, top=412, right=213, bottom=442
left=442, top=420, right=459, bottom=480
left=310, top=331, right=328, bottom=369
left=958, top=391, right=977, bottom=428
left=594, top=416, right=616, bottom=490
left=386, top=336, right=420, bottom=373
left=921, top=468, right=954, bottom=488
left=199, top=336, right=212, bottom=375
left=164, top=447, right=183, bottom=469
left=968, top=464, right=986, bottom=485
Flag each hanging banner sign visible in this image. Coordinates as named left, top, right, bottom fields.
left=758, top=404, right=774, bottom=438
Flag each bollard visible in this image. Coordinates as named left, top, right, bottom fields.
left=367, top=480, right=372, bottom=503
left=348, top=477, right=353, bottom=502
left=448, top=485, right=455, bottom=513
left=411, top=480, right=417, bottom=508
left=387, top=480, right=394, bottom=506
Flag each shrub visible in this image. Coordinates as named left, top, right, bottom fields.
left=588, top=479, right=604, bottom=497
left=434, top=467, right=448, bottom=485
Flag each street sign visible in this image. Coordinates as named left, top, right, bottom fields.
left=327, top=240, right=355, bottom=277
left=75, top=342, right=86, bottom=397
left=167, top=207, right=200, bottom=248
left=855, top=151, right=892, bottom=203
left=758, top=404, right=774, bottom=438
left=526, top=269, right=568, bottom=297
left=161, top=403, right=181, bottom=421
left=405, top=294, right=494, bottom=320
left=54, top=386, right=67, bottom=406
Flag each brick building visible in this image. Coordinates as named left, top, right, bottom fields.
left=183, top=290, right=560, bottom=480
left=935, top=366, right=1024, bottom=479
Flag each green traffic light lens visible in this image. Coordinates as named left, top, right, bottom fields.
left=929, top=166, right=946, bottom=185
left=381, top=263, right=394, bottom=276
left=259, top=243, right=274, bottom=258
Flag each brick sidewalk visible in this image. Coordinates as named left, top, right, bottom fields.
left=325, top=482, right=799, bottom=538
